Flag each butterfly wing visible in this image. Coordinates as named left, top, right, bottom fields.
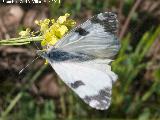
left=50, top=61, right=117, bottom=110
left=51, top=12, right=120, bottom=59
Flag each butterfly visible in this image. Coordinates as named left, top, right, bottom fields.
left=37, top=12, right=120, bottom=110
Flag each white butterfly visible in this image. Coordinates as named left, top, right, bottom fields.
left=37, top=12, right=120, bottom=110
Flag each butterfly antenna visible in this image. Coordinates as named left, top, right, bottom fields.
left=19, top=56, right=40, bottom=75
left=33, top=41, right=41, bottom=50
left=19, top=31, right=42, bottom=74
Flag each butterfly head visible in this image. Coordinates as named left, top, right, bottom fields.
left=36, top=50, right=48, bottom=59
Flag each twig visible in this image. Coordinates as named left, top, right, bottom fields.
left=118, top=0, right=124, bottom=36
left=119, top=0, right=143, bottom=39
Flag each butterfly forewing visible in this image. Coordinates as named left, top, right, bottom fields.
left=53, top=12, right=120, bottom=59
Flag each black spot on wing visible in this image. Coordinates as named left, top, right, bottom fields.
left=99, top=88, right=111, bottom=98
left=70, top=80, right=85, bottom=89
left=75, top=27, right=89, bottom=36
left=91, top=12, right=118, bottom=34
left=83, top=87, right=111, bottom=110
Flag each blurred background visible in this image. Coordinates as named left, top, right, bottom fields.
left=0, top=0, right=160, bottom=119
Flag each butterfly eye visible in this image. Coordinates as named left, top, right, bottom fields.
left=48, top=53, right=51, bottom=58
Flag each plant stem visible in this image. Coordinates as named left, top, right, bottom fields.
left=1, top=42, right=31, bottom=45
left=1, top=92, right=23, bottom=119
left=119, top=0, right=142, bottom=39
left=0, top=36, right=43, bottom=45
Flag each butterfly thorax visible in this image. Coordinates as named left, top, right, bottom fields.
left=38, top=48, right=95, bottom=62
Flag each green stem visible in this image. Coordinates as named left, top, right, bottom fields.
left=1, top=42, right=31, bottom=46
left=1, top=92, right=23, bottom=118
left=0, top=36, right=43, bottom=45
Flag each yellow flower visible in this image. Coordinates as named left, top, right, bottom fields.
left=63, top=19, right=76, bottom=28
left=57, top=13, right=70, bottom=24
left=51, top=19, right=55, bottom=24
left=34, top=20, right=39, bottom=25
left=35, top=19, right=50, bottom=33
left=55, top=25, right=68, bottom=38
left=35, top=13, right=76, bottom=47
left=19, top=28, right=30, bottom=37
left=49, top=36, right=58, bottom=45
left=34, top=13, right=76, bottom=64
left=41, top=31, right=58, bottom=46
left=49, top=23, right=60, bottom=35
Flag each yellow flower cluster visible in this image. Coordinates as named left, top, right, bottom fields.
left=19, top=28, right=31, bottom=37
left=35, top=13, right=76, bottom=46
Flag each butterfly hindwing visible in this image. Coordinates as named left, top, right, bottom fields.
left=49, top=61, right=117, bottom=110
